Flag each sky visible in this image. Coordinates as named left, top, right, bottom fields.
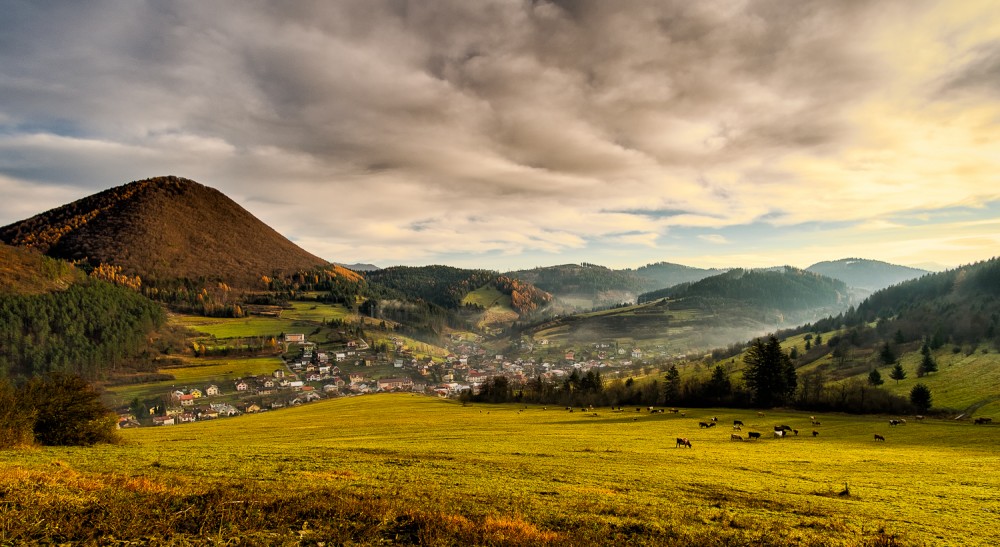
left=2, top=0, right=999, bottom=272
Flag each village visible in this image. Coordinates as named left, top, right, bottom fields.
left=118, top=331, right=676, bottom=428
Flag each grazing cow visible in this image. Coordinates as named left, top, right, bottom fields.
left=974, top=417, right=993, bottom=425
left=773, top=430, right=785, bottom=438
left=889, top=419, right=901, bottom=426
left=711, top=416, right=718, bottom=422
left=731, top=434, right=743, bottom=441
left=707, top=422, right=716, bottom=428
left=747, top=432, right=761, bottom=440
left=699, top=421, right=711, bottom=428
left=732, top=425, right=742, bottom=431
left=676, top=437, right=692, bottom=448
left=757, top=411, right=766, bottom=417
left=812, top=420, right=822, bottom=426
left=915, top=415, right=925, bottom=421
left=812, top=430, right=819, bottom=437
left=874, top=434, right=885, bottom=442
left=792, top=429, right=799, bottom=436
left=733, top=419, right=744, bottom=427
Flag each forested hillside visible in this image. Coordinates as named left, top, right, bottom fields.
left=640, top=267, right=848, bottom=312
left=0, top=176, right=329, bottom=286
left=0, top=278, right=165, bottom=379
left=822, top=257, right=1000, bottom=347
left=806, top=258, right=927, bottom=291
left=629, top=261, right=724, bottom=289
left=0, top=244, right=83, bottom=294
left=366, top=266, right=551, bottom=315
left=507, top=263, right=656, bottom=299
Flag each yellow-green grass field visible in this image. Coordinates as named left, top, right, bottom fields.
left=3, top=394, right=998, bottom=545
left=104, top=356, right=282, bottom=405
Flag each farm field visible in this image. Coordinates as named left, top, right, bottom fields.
left=2, top=395, right=998, bottom=545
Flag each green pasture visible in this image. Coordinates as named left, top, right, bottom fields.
left=462, top=284, right=511, bottom=309
left=283, top=301, right=353, bottom=323
left=3, top=395, right=998, bottom=545
left=104, top=356, right=282, bottom=405
left=172, top=314, right=298, bottom=339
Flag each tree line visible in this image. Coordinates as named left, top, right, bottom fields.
left=464, top=335, right=932, bottom=415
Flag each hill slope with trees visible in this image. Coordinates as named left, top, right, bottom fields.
left=806, top=258, right=928, bottom=291
left=0, top=176, right=329, bottom=286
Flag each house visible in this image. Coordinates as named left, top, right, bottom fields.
left=306, top=373, right=321, bottom=382
left=179, top=394, right=195, bottom=407
left=285, top=333, right=306, bottom=343
left=235, top=381, right=249, bottom=392
left=197, top=408, right=219, bottom=420
left=335, top=352, right=346, bottom=362
left=377, top=377, right=414, bottom=391
left=177, top=413, right=196, bottom=424
left=565, top=351, right=575, bottom=361
left=323, top=384, right=339, bottom=394
left=349, top=373, right=367, bottom=384
left=631, top=348, right=643, bottom=359
left=273, top=369, right=285, bottom=379
left=262, top=378, right=275, bottom=388
left=243, top=403, right=262, bottom=413
left=152, top=416, right=175, bottom=426
left=189, top=388, right=203, bottom=398
left=205, top=385, right=220, bottom=397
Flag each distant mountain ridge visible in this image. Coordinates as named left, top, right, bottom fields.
left=806, top=258, right=927, bottom=292
left=0, top=176, right=329, bottom=285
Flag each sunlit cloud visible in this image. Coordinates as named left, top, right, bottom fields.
left=1, top=1, right=998, bottom=270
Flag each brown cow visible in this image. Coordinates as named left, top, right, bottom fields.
left=874, top=434, right=885, bottom=442
left=676, top=437, right=692, bottom=448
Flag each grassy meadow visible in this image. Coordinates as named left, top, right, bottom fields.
left=3, top=394, right=998, bottom=545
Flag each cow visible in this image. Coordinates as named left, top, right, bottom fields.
left=757, top=411, right=766, bottom=417
left=747, top=431, right=761, bottom=440
left=711, top=416, right=718, bottom=422
left=915, top=415, right=925, bottom=421
left=731, top=434, right=743, bottom=441
left=889, top=419, right=901, bottom=426
left=773, top=430, right=785, bottom=438
left=732, top=425, right=742, bottom=431
left=811, top=420, right=822, bottom=426
left=733, top=419, right=744, bottom=427
left=812, top=430, right=819, bottom=437
left=874, top=433, right=885, bottom=442
left=707, top=422, right=716, bottom=428
left=792, top=429, right=799, bottom=436
left=974, top=417, right=993, bottom=425
left=699, top=421, right=711, bottom=428
left=676, top=437, right=692, bottom=448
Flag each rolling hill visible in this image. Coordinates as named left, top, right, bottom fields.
left=0, top=243, right=83, bottom=295
left=806, top=258, right=928, bottom=291
left=506, top=263, right=655, bottom=308
left=0, top=176, right=329, bottom=285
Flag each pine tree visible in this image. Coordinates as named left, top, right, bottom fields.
left=910, top=383, right=932, bottom=413
left=918, top=352, right=938, bottom=377
left=743, top=335, right=797, bottom=407
left=879, top=342, right=897, bottom=366
left=889, top=363, right=907, bottom=384
left=868, top=368, right=884, bottom=386
left=663, top=365, right=681, bottom=404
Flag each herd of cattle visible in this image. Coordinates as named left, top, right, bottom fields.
left=554, top=405, right=993, bottom=448
left=664, top=410, right=994, bottom=448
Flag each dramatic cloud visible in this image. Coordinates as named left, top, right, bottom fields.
left=1, top=0, right=998, bottom=269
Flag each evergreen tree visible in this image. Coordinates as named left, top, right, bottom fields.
left=742, top=335, right=797, bottom=407
left=910, top=383, right=932, bottom=413
left=703, top=364, right=732, bottom=402
left=879, top=342, right=897, bottom=366
left=918, top=352, right=938, bottom=377
left=663, top=365, right=681, bottom=404
left=867, top=368, right=884, bottom=386
left=889, top=363, right=907, bottom=384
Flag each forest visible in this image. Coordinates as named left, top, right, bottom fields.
left=0, top=279, right=165, bottom=379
